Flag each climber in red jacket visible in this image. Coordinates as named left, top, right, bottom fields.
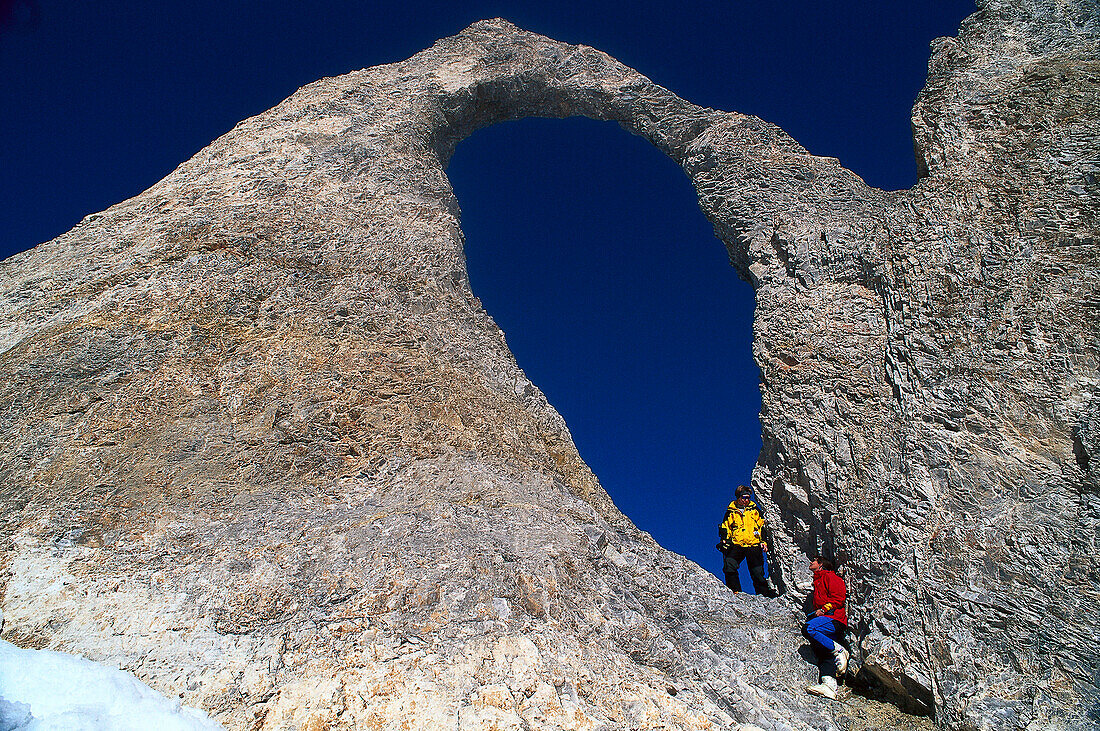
left=804, top=555, right=850, bottom=700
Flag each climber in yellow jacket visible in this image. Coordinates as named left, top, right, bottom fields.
left=717, top=485, right=777, bottom=596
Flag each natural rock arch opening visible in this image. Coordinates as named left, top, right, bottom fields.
left=416, top=20, right=827, bottom=599
left=445, top=114, right=762, bottom=583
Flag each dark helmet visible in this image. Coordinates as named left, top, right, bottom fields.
left=735, top=485, right=752, bottom=499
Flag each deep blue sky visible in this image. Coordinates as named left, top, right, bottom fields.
left=1, top=1, right=974, bottom=584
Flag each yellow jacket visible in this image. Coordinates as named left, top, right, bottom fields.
left=720, top=500, right=767, bottom=547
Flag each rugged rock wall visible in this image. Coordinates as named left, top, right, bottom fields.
left=743, top=1, right=1100, bottom=725
left=0, top=2, right=1096, bottom=729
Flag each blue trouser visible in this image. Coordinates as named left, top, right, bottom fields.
left=804, top=616, right=845, bottom=678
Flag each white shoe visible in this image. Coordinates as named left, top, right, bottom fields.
left=833, top=645, right=850, bottom=676
left=806, top=676, right=838, bottom=700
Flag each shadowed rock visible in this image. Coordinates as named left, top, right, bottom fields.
left=1, top=3, right=1097, bottom=729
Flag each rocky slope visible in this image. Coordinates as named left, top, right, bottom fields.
left=1, top=1, right=1097, bottom=729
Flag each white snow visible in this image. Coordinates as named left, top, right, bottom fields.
left=0, top=639, right=223, bottom=731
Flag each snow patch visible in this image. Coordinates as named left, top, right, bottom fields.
left=0, top=639, right=222, bottom=730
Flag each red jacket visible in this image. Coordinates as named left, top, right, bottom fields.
left=812, top=569, right=847, bottom=625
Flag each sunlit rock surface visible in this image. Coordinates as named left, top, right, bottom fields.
left=1, top=1, right=1097, bottom=729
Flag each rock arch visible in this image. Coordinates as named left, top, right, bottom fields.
left=0, top=8, right=1097, bottom=730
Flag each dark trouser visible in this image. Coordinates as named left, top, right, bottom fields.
left=804, top=616, right=845, bottom=679
left=722, top=544, right=774, bottom=595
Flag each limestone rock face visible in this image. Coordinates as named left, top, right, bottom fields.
left=0, top=2, right=1096, bottom=730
